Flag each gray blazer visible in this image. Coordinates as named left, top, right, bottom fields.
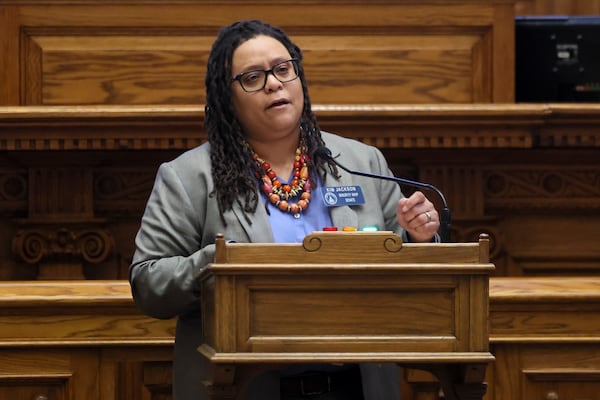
left=130, top=131, right=404, bottom=400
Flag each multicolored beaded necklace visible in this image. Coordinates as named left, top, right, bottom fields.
left=252, top=144, right=312, bottom=219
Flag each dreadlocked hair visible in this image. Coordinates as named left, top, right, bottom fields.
left=204, top=20, right=338, bottom=223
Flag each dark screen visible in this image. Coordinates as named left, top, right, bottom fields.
left=516, top=16, right=600, bottom=102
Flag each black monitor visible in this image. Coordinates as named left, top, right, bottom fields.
left=515, top=16, right=600, bottom=102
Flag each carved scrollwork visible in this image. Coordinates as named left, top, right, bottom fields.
left=484, top=168, right=600, bottom=211
left=12, top=226, right=114, bottom=265
left=303, top=235, right=323, bottom=252
left=77, top=230, right=114, bottom=263
left=383, top=236, right=403, bottom=253
left=12, top=230, right=46, bottom=264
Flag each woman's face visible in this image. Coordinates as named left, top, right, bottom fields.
left=230, top=35, right=304, bottom=145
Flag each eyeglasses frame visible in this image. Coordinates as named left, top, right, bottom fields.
left=232, top=58, right=300, bottom=93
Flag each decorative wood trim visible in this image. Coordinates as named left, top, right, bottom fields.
left=0, top=6, right=20, bottom=105
left=1, top=104, right=599, bottom=151
left=0, top=280, right=176, bottom=346
left=20, top=28, right=43, bottom=105
left=523, top=369, right=600, bottom=382
left=490, top=277, right=600, bottom=343
left=0, top=373, right=72, bottom=382
left=2, top=277, right=597, bottom=346
left=0, top=0, right=517, bottom=4
left=490, top=277, right=600, bottom=303
left=0, top=280, right=136, bottom=307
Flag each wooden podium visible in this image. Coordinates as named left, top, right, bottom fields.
left=197, top=232, right=494, bottom=400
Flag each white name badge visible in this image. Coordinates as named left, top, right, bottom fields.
left=320, top=186, right=366, bottom=207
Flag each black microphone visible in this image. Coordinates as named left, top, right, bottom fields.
left=315, top=146, right=451, bottom=242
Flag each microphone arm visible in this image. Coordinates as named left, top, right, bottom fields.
left=316, top=147, right=451, bottom=242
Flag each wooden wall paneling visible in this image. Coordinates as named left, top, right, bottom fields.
left=489, top=277, right=600, bottom=400
left=409, top=276, right=600, bottom=400
left=139, top=360, right=173, bottom=400
left=28, top=33, right=208, bottom=105
left=2, top=104, right=600, bottom=279
left=0, top=280, right=176, bottom=346
left=0, top=105, right=203, bottom=280
left=487, top=344, right=520, bottom=400
left=100, top=348, right=174, bottom=400
left=520, top=346, right=600, bottom=400
left=491, top=3, right=515, bottom=102
left=3, top=276, right=600, bottom=400
left=0, top=0, right=516, bottom=106
left=516, top=0, right=600, bottom=15
left=299, top=33, right=486, bottom=104
left=426, top=157, right=600, bottom=277
left=21, top=28, right=44, bottom=106
left=25, top=30, right=489, bottom=105
left=1, top=348, right=99, bottom=400
left=403, top=109, right=600, bottom=276
left=10, top=161, right=114, bottom=279
left=0, top=6, right=20, bottom=105
left=0, top=280, right=176, bottom=400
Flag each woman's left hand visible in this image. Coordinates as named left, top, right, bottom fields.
left=396, top=191, right=440, bottom=242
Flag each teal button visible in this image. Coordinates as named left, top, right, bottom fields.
left=361, top=226, right=378, bottom=232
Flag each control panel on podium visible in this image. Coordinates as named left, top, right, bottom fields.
left=197, top=231, right=494, bottom=400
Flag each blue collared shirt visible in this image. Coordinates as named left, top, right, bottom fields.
left=266, top=175, right=332, bottom=243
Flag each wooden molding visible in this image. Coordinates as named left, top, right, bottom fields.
left=1, top=104, right=600, bottom=151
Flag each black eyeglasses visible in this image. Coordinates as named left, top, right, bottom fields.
left=232, top=59, right=299, bottom=92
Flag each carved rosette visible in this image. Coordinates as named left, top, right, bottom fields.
left=12, top=226, right=114, bottom=266
left=484, top=168, right=600, bottom=212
